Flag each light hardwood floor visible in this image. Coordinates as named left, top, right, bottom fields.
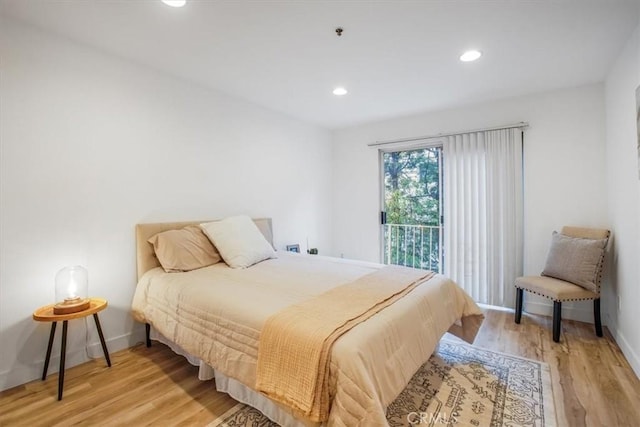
left=1, top=309, right=639, bottom=426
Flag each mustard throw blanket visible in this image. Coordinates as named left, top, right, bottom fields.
left=255, top=265, right=435, bottom=422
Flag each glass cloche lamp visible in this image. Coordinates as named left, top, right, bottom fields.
left=53, top=266, right=90, bottom=315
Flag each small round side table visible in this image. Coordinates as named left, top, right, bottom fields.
left=33, top=297, right=111, bottom=400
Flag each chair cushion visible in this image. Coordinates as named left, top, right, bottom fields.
left=541, top=231, right=607, bottom=292
left=515, top=276, right=598, bottom=302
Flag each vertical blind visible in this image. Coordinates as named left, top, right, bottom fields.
left=443, top=128, right=523, bottom=307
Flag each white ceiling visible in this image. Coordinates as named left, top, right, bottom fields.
left=2, top=0, right=638, bottom=129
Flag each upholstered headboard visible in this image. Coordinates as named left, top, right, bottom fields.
left=135, top=218, right=274, bottom=281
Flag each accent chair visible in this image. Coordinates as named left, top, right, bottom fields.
left=514, top=226, right=610, bottom=343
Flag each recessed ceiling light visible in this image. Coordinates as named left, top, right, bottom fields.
left=333, top=87, right=348, bottom=96
left=460, top=50, right=482, bottom=62
left=162, top=0, right=186, bottom=7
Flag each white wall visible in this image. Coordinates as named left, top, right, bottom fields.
left=0, top=19, right=333, bottom=391
left=604, top=23, right=640, bottom=377
left=331, top=84, right=608, bottom=322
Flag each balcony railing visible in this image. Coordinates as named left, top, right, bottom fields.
left=384, top=224, right=442, bottom=272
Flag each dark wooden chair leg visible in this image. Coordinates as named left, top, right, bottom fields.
left=594, top=298, right=603, bottom=337
left=42, top=322, right=57, bottom=380
left=515, top=288, right=524, bottom=324
left=145, top=323, right=151, bottom=348
left=93, top=313, right=111, bottom=367
left=58, top=320, right=68, bottom=401
left=552, top=301, right=562, bottom=343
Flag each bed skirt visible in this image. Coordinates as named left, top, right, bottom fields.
left=150, top=328, right=309, bottom=427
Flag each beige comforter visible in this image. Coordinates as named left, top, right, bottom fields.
left=131, top=253, right=483, bottom=426
left=257, top=266, right=435, bottom=422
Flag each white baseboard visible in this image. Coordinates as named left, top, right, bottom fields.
left=603, top=315, right=640, bottom=379
left=479, top=300, right=594, bottom=323
left=86, top=329, right=146, bottom=358
left=0, top=346, right=89, bottom=393
left=0, top=329, right=146, bottom=392
left=613, top=330, right=640, bottom=379
left=523, top=299, right=595, bottom=324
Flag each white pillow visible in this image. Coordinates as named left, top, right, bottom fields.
left=200, top=215, right=276, bottom=268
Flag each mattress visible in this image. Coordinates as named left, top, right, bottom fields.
left=131, top=252, right=483, bottom=426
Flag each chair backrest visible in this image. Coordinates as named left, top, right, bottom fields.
left=561, top=226, right=610, bottom=241
left=561, top=226, right=610, bottom=295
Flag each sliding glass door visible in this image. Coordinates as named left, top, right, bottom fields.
left=380, top=146, right=443, bottom=272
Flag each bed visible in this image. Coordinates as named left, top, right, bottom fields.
left=131, top=218, right=484, bottom=426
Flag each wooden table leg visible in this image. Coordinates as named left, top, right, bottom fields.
left=58, top=320, right=68, bottom=401
left=93, top=313, right=111, bottom=367
left=42, top=322, right=57, bottom=380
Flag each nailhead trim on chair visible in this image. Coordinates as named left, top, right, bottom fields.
left=514, top=286, right=598, bottom=302
left=593, top=230, right=610, bottom=295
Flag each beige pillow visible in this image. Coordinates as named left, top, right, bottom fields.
left=148, top=225, right=222, bottom=272
left=541, top=231, right=607, bottom=292
left=200, top=215, right=276, bottom=269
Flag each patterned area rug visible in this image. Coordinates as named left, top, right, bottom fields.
left=209, top=339, right=555, bottom=426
